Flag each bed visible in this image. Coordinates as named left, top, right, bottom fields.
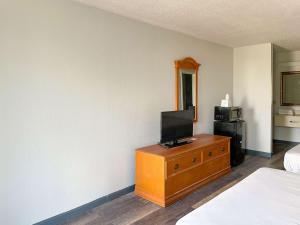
left=284, top=144, right=300, bottom=173
left=176, top=167, right=300, bottom=225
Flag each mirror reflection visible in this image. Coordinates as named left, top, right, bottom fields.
left=281, top=71, right=300, bottom=106
left=178, top=69, right=196, bottom=114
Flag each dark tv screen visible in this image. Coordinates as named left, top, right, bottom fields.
left=160, top=110, right=194, bottom=143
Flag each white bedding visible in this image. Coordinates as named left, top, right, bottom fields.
left=176, top=168, right=300, bottom=225
left=284, top=144, right=300, bottom=173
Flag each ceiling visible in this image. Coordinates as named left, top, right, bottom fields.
left=75, top=0, right=300, bottom=51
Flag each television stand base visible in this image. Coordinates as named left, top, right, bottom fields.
left=160, top=140, right=192, bottom=148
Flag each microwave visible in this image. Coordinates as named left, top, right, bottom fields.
left=214, top=106, right=241, bottom=121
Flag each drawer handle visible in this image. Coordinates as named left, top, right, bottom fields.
left=174, top=163, right=180, bottom=170
left=289, top=121, right=299, bottom=123
left=220, top=147, right=225, bottom=152
left=208, top=151, right=212, bottom=157
left=192, top=157, right=197, bottom=163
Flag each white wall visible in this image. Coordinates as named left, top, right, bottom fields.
left=273, top=51, right=300, bottom=142
left=0, top=1, right=233, bottom=224
left=233, top=43, right=273, bottom=153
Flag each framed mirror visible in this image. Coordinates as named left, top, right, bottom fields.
left=175, top=57, right=200, bottom=122
left=281, top=71, right=300, bottom=106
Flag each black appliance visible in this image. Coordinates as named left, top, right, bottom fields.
left=160, top=110, right=194, bottom=148
left=214, top=120, right=246, bottom=166
left=214, top=106, right=242, bottom=121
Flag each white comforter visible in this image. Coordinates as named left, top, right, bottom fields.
left=284, top=144, right=300, bottom=173
left=176, top=168, right=300, bottom=225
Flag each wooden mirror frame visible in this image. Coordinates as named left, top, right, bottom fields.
left=175, top=57, right=200, bottom=122
left=281, top=71, right=300, bottom=106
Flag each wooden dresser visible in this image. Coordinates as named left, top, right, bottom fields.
left=135, top=134, right=231, bottom=207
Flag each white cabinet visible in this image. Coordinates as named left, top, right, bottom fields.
left=274, top=114, right=300, bottom=128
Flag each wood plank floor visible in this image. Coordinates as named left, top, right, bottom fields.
left=63, top=141, right=297, bottom=225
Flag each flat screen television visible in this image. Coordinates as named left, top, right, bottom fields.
left=160, top=110, right=194, bottom=147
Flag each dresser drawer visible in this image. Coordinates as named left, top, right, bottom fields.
left=166, top=150, right=202, bottom=177
left=274, top=114, right=300, bottom=128
left=203, top=141, right=228, bottom=162
left=166, top=163, right=206, bottom=197
left=165, top=154, right=230, bottom=197
left=204, top=153, right=230, bottom=177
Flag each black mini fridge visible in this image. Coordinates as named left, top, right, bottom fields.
left=214, top=120, right=246, bottom=166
